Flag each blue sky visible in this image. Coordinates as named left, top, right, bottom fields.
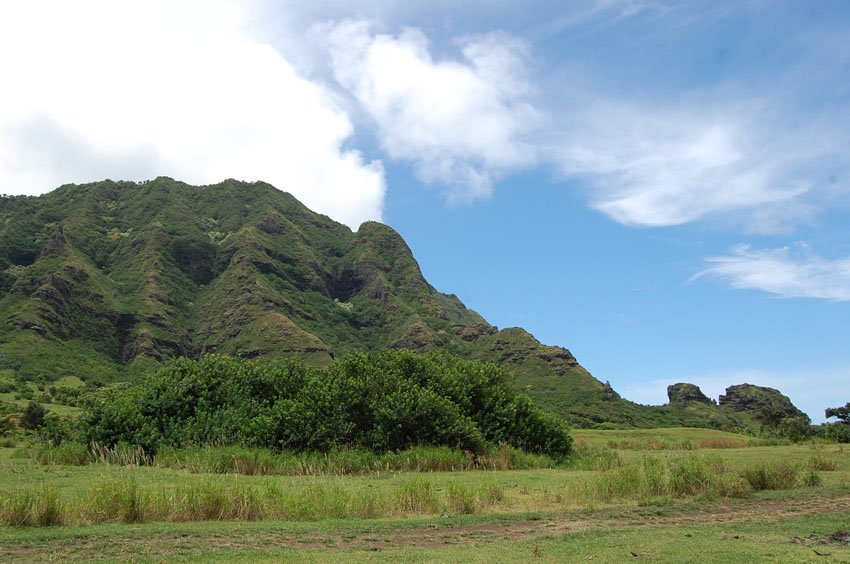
left=1, top=1, right=848, bottom=420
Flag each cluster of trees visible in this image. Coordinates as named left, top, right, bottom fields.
left=823, top=402, right=850, bottom=443
left=84, top=351, right=573, bottom=457
left=747, top=402, right=850, bottom=443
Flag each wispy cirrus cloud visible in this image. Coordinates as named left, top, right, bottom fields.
left=694, top=243, right=850, bottom=301
left=551, top=96, right=846, bottom=231
left=323, top=20, right=540, bottom=202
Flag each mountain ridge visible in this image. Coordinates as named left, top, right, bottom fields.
left=0, top=178, right=805, bottom=429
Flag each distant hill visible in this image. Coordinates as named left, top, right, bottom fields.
left=0, top=178, right=805, bottom=429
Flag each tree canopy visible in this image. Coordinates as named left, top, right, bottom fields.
left=84, top=350, right=573, bottom=457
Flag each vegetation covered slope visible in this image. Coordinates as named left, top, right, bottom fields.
left=0, top=178, right=800, bottom=429
left=0, top=178, right=483, bottom=373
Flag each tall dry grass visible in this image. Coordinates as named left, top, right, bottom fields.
left=21, top=443, right=555, bottom=475
left=1, top=476, right=506, bottom=527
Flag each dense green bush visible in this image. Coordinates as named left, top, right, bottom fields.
left=773, top=416, right=812, bottom=442
left=84, top=351, right=572, bottom=457
left=821, top=422, right=850, bottom=443
left=20, top=401, right=47, bottom=430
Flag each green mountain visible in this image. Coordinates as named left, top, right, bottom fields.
left=0, top=178, right=800, bottom=429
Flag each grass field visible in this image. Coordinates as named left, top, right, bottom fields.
left=1, top=429, right=848, bottom=562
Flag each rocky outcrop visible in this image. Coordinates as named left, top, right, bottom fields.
left=719, top=383, right=809, bottom=422
left=667, top=383, right=713, bottom=406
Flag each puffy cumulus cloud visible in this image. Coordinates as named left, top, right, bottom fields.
left=323, top=20, right=540, bottom=202
left=553, top=98, right=843, bottom=230
left=0, top=0, right=385, bottom=228
left=694, top=243, right=850, bottom=301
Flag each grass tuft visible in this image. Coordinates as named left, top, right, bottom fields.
left=806, top=455, right=839, bottom=471
left=698, top=438, right=750, bottom=449
left=577, top=455, right=755, bottom=503
left=0, top=488, right=64, bottom=527
left=566, top=443, right=622, bottom=471
left=802, top=470, right=823, bottom=487
left=87, top=478, right=147, bottom=523
left=152, top=445, right=554, bottom=476
left=739, top=462, right=800, bottom=491
left=394, top=478, right=442, bottom=515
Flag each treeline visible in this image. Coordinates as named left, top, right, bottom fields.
left=84, top=350, right=573, bottom=457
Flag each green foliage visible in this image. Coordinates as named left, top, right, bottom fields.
left=825, top=402, right=850, bottom=424
left=821, top=422, right=850, bottom=443
left=0, top=417, right=13, bottom=437
left=37, top=415, right=78, bottom=446
left=801, top=469, right=823, bottom=487
left=19, top=401, right=46, bottom=430
left=83, top=351, right=573, bottom=457
left=773, top=416, right=812, bottom=442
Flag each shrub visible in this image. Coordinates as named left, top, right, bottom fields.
left=775, top=416, right=812, bottom=442
left=822, top=423, right=850, bottom=444
left=39, top=415, right=79, bottom=446
left=84, top=351, right=572, bottom=457
left=20, top=401, right=46, bottom=430
left=0, top=415, right=14, bottom=436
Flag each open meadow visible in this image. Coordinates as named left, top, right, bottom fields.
left=1, top=428, right=848, bottom=562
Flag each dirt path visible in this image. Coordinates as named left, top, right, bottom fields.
left=3, top=494, right=850, bottom=560
left=346, top=494, right=850, bottom=549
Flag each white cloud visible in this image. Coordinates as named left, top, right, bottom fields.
left=0, top=0, right=385, bottom=228
left=694, top=243, right=850, bottom=301
left=323, top=20, right=539, bottom=202
left=552, top=98, right=843, bottom=230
